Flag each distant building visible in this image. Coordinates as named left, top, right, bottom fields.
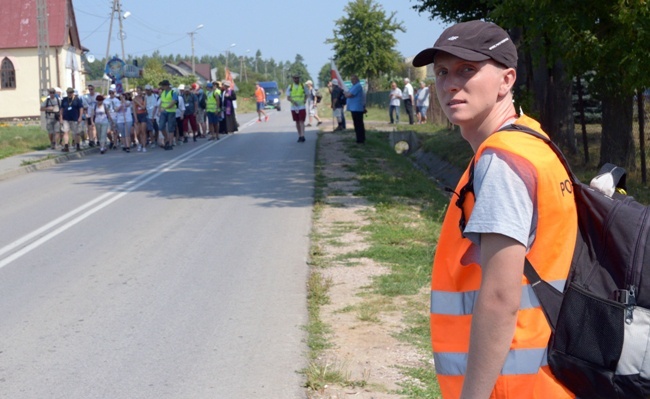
left=163, top=61, right=212, bottom=85
left=0, top=0, right=87, bottom=120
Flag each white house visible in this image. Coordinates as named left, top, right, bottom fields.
left=0, top=0, right=86, bottom=120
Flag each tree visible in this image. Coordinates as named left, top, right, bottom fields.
left=287, top=54, right=311, bottom=82
left=414, top=0, right=650, bottom=170
left=412, top=0, right=489, bottom=23
left=495, top=0, right=650, bottom=169
left=318, top=62, right=331, bottom=88
left=326, top=0, right=405, bottom=91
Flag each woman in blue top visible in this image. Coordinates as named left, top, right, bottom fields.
left=344, top=75, right=365, bottom=144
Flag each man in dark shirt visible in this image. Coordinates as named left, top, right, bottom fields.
left=59, top=88, right=84, bottom=152
left=328, top=79, right=346, bottom=131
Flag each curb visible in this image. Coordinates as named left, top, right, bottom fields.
left=0, top=147, right=100, bottom=182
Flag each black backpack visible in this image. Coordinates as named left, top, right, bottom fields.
left=198, top=91, right=206, bottom=110
left=498, top=123, right=650, bottom=399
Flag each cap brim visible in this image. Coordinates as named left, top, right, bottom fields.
left=412, top=46, right=490, bottom=67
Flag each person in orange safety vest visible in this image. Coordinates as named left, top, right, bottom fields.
left=412, top=21, right=578, bottom=399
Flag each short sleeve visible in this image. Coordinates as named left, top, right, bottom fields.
left=463, top=149, right=538, bottom=249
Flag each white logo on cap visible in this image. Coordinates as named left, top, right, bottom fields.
left=489, top=38, right=510, bottom=50
left=448, top=36, right=459, bottom=41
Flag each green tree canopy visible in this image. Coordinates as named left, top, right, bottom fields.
left=287, top=54, right=311, bottom=82
left=318, top=62, right=331, bottom=88
left=326, top=0, right=405, bottom=89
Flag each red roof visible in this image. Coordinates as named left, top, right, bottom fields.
left=0, top=0, right=81, bottom=49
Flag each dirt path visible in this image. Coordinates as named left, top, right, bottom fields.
left=307, top=126, right=428, bottom=399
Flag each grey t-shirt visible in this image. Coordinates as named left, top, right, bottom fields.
left=463, top=149, right=537, bottom=250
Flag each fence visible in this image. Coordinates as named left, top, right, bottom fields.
left=366, top=84, right=448, bottom=126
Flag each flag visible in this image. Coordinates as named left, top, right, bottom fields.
left=330, top=60, right=345, bottom=92
left=225, top=67, right=237, bottom=91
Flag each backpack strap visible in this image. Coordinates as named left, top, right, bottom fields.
left=523, top=259, right=562, bottom=332
left=494, top=123, right=577, bottom=332
left=499, top=123, right=581, bottom=185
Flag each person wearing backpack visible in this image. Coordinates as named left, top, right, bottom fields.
left=181, top=85, right=199, bottom=142
left=286, top=73, right=307, bottom=142
left=204, top=81, right=222, bottom=141
left=412, top=20, right=577, bottom=398
left=40, top=88, right=61, bottom=150
left=305, top=80, right=322, bottom=127
left=194, top=83, right=207, bottom=137
left=59, top=87, right=85, bottom=152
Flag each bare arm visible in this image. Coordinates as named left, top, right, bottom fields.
left=460, top=233, right=525, bottom=399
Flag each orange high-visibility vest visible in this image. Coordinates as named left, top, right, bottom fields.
left=431, top=115, right=577, bottom=398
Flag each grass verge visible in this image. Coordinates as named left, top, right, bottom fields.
left=306, top=128, right=446, bottom=398
left=0, top=124, right=50, bottom=160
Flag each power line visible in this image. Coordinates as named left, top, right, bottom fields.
left=81, top=17, right=110, bottom=42
left=127, top=36, right=187, bottom=55
left=128, top=14, right=182, bottom=36
left=75, top=8, right=109, bottom=18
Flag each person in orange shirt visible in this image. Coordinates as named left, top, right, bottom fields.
left=254, top=82, right=269, bottom=122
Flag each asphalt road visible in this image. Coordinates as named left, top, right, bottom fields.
left=0, top=108, right=315, bottom=398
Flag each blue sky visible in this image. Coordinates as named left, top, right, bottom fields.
left=75, top=0, right=446, bottom=81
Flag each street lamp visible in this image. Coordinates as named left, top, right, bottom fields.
left=225, top=43, right=235, bottom=70
left=188, top=24, right=204, bottom=76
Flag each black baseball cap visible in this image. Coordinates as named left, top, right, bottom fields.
left=412, top=20, right=517, bottom=69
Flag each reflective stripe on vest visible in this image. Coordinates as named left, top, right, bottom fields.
left=434, top=348, right=548, bottom=376
left=290, top=83, right=305, bottom=105
left=160, top=90, right=176, bottom=113
left=430, top=279, right=566, bottom=315
left=430, top=114, right=577, bottom=398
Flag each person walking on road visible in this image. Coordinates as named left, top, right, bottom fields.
left=158, top=80, right=178, bottom=150
left=220, top=81, right=238, bottom=134
left=133, top=87, right=149, bottom=152
left=82, top=84, right=99, bottom=147
left=41, top=88, right=61, bottom=150
left=254, top=82, right=269, bottom=122
left=90, top=95, right=114, bottom=154
left=60, top=87, right=84, bottom=152
left=305, top=80, right=322, bottom=127
left=287, top=74, right=307, bottom=142
left=344, top=75, right=365, bottom=144
left=144, top=85, right=159, bottom=147
left=205, top=82, right=222, bottom=141
left=181, top=85, right=199, bottom=142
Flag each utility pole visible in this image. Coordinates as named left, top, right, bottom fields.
left=116, top=0, right=127, bottom=91
left=103, top=0, right=117, bottom=94
left=36, top=0, right=51, bottom=96
left=188, top=24, right=203, bottom=76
